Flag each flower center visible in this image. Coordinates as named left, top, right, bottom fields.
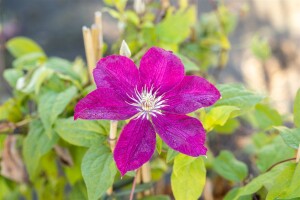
left=128, top=86, right=167, bottom=120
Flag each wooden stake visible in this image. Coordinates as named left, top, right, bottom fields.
left=91, top=24, right=99, bottom=60
left=94, top=11, right=103, bottom=60
left=82, top=26, right=96, bottom=82
left=141, top=162, right=152, bottom=195
left=108, top=120, right=118, bottom=152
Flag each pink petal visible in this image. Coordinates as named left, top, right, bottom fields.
left=139, top=47, right=184, bottom=94
left=164, top=76, right=221, bottom=114
left=152, top=113, right=207, bottom=157
left=93, top=55, right=139, bottom=97
left=74, top=88, right=137, bottom=120
left=114, top=118, right=156, bottom=176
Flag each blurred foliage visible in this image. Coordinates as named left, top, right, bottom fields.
left=1, top=0, right=300, bottom=200
left=250, top=35, right=271, bottom=61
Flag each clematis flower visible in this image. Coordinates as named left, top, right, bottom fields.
left=74, top=47, right=220, bottom=175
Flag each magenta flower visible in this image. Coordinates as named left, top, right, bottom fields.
left=74, top=47, right=220, bottom=175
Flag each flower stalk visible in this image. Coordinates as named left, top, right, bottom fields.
left=129, top=170, right=139, bottom=200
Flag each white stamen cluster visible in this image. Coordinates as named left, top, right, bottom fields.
left=128, top=86, right=167, bottom=120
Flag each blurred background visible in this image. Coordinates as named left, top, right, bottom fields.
left=1, top=0, right=300, bottom=114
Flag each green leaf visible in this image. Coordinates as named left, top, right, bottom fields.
left=202, top=105, right=240, bottom=132
left=176, top=53, right=199, bottom=72
left=3, top=69, right=23, bottom=88
left=280, top=163, right=300, bottom=199
left=213, top=150, right=248, bottom=182
left=266, top=163, right=296, bottom=200
left=103, top=0, right=114, bottom=6
left=45, top=57, right=81, bottom=83
left=0, top=98, right=22, bottom=122
left=81, top=145, right=117, bottom=200
left=6, top=37, right=45, bottom=58
left=72, top=57, right=88, bottom=86
left=68, top=181, right=88, bottom=200
left=252, top=132, right=275, bottom=149
left=13, top=52, right=46, bottom=70
left=276, top=127, right=300, bottom=149
left=166, top=148, right=179, bottom=163
left=230, top=163, right=291, bottom=200
left=256, top=136, right=294, bottom=172
left=116, top=0, right=127, bottom=12
left=171, top=154, right=206, bottom=200
left=107, top=0, right=127, bottom=12
left=0, top=178, right=12, bottom=200
left=54, top=118, right=107, bottom=147
left=248, top=104, right=282, bottom=130
left=19, top=66, right=53, bottom=94
left=214, top=118, right=240, bottom=134
left=23, top=120, right=58, bottom=180
left=156, top=135, right=162, bottom=154
left=38, top=86, right=77, bottom=137
left=156, top=7, right=196, bottom=44
left=224, top=188, right=251, bottom=200
left=142, top=195, right=171, bottom=200
left=64, top=147, right=86, bottom=185
left=294, top=89, right=300, bottom=128
left=214, top=84, right=264, bottom=115
left=125, top=11, right=139, bottom=25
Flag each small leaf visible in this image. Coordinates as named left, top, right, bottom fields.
left=55, top=118, right=107, bottom=147
left=276, top=127, right=300, bottom=149
left=38, top=86, right=77, bottom=137
left=214, top=84, right=264, bottom=115
left=3, top=69, right=23, bottom=88
left=166, top=148, right=179, bottom=163
left=294, top=89, right=300, bottom=128
left=248, top=104, right=282, bottom=130
left=12, top=52, right=46, bottom=70
left=0, top=98, right=22, bottom=122
left=202, top=105, right=240, bottom=132
left=156, top=7, right=196, bottom=44
left=213, top=150, right=248, bottom=182
left=23, top=120, right=58, bottom=180
left=176, top=53, right=199, bottom=72
left=19, top=66, right=53, bottom=94
left=45, top=57, right=81, bottom=82
left=256, top=136, right=294, bottom=172
left=6, top=37, right=45, bottom=58
left=114, top=0, right=128, bottom=12
left=171, top=154, right=206, bottom=200
left=156, top=135, right=162, bottom=154
left=81, top=145, right=117, bottom=200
